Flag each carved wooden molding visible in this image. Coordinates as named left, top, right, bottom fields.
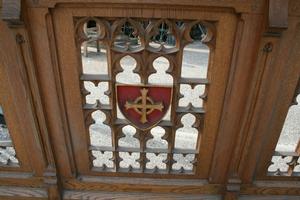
left=0, top=186, right=48, bottom=199
left=1, top=0, right=23, bottom=27
left=25, top=0, right=265, bottom=13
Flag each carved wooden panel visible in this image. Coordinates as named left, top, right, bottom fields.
left=75, top=18, right=213, bottom=175
left=2, top=0, right=300, bottom=199
left=52, top=5, right=236, bottom=179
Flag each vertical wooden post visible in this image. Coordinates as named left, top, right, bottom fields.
left=1, top=0, right=63, bottom=198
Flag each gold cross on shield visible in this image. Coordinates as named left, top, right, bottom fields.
left=125, top=88, right=164, bottom=124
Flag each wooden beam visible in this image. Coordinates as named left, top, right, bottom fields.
left=64, top=191, right=221, bottom=200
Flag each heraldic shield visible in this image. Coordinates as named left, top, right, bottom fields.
left=116, top=84, right=172, bottom=130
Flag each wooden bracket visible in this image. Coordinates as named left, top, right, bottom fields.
left=1, top=0, right=23, bottom=27
left=267, top=0, right=288, bottom=36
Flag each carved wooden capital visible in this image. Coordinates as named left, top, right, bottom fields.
left=1, top=0, right=23, bottom=27
left=267, top=0, right=288, bottom=35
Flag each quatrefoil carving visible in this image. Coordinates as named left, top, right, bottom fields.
left=172, top=154, right=196, bottom=172
left=268, top=156, right=292, bottom=174
left=179, top=84, right=205, bottom=108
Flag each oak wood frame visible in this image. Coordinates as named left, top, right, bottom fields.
left=51, top=5, right=236, bottom=179
left=0, top=0, right=300, bottom=199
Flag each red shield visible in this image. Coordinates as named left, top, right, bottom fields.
left=116, top=84, right=172, bottom=130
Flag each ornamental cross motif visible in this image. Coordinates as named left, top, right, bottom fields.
left=125, top=88, right=164, bottom=124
